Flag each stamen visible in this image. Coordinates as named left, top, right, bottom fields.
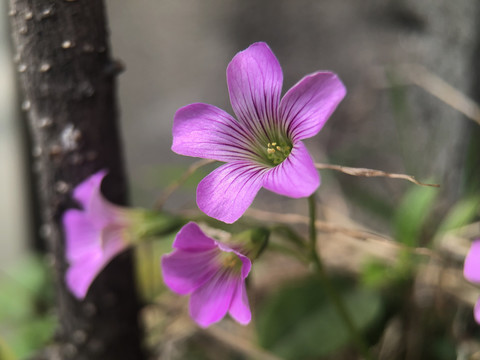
left=265, top=141, right=292, bottom=165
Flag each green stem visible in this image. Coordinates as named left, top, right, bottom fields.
left=308, top=194, right=374, bottom=360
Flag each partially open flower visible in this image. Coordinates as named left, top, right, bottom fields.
left=161, top=222, right=252, bottom=327
left=63, top=170, right=137, bottom=299
left=464, top=239, right=480, bottom=323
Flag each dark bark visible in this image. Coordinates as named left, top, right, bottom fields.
left=466, top=3, right=480, bottom=195
left=9, top=1, right=144, bottom=359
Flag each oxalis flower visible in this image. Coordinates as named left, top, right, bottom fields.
left=172, top=42, right=346, bottom=223
left=63, top=170, right=139, bottom=299
left=464, top=239, right=480, bottom=323
left=161, top=222, right=252, bottom=327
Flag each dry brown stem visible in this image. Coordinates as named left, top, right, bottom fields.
left=315, top=163, right=440, bottom=187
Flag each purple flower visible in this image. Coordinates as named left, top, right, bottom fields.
left=63, top=170, right=133, bottom=299
left=172, top=42, right=346, bottom=223
left=161, top=222, right=252, bottom=327
left=464, top=239, right=480, bottom=323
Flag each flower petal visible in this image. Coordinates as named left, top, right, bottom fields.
left=464, top=240, right=480, bottom=283
left=216, top=246, right=252, bottom=279
left=197, top=161, right=266, bottom=223
left=475, top=298, right=480, bottom=324
left=101, top=224, right=128, bottom=258
left=172, top=103, right=257, bottom=162
left=229, top=278, right=251, bottom=325
left=161, top=248, right=219, bottom=295
left=66, top=254, right=102, bottom=299
left=189, top=271, right=237, bottom=327
left=279, top=71, right=346, bottom=141
left=63, top=210, right=100, bottom=262
left=238, top=252, right=252, bottom=280
left=227, top=42, right=283, bottom=140
left=172, top=222, right=217, bottom=251
left=262, top=142, right=319, bottom=197
left=72, top=170, right=128, bottom=227
left=65, top=226, right=127, bottom=299
left=73, top=170, right=108, bottom=208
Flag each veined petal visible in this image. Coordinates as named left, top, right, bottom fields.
left=172, top=222, right=217, bottom=251
left=263, top=142, right=319, bottom=198
left=464, top=240, right=480, bottom=283
left=172, top=103, right=256, bottom=162
left=161, top=248, right=220, bottom=295
left=197, top=161, right=266, bottom=224
left=279, top=72, right=346, bottom=141
left=227, top=42, right=283, bottom=140
left=229, top=278, right=251, bottom=325
left=189, top=271, right=237, bottom=328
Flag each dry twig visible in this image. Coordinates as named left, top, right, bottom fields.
left=315, top=162, right=439, bottom=187
left=373, top=63, right=480, bottom=126
left=399, top=63, right=480, bottom=126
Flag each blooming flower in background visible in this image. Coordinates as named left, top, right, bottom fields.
left=172, top=42, right=346, bottom=223
left=63, top=170, right=134, bottom=299
left=161, top=222, right=252, bottom=327
left=464, top=239, right=480, bottom=323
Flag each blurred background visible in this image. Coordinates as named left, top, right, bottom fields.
left=1, top=0, right=480, bottom=359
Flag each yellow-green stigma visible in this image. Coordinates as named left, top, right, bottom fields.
left=266, top=141, right=292, bottom=165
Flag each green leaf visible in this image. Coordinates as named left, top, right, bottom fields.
left=394, top=184, right=438, bottom=247
left=0, top=281, right=32, bottom=321
left=437, top=196, right=480, bottom=234
left=0, top=256, right=52, bottom=321
left=6, top=316, right=56, bottom=359
left=256, top=277, right=383, bottom=359
left=361, top=260, right=391, bottom=288
left=0, top=256, right=55, bottom=359
left=0, top=336, right=18, bottom=360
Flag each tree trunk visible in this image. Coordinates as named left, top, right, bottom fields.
left=9, top=1, right=145, bottom=359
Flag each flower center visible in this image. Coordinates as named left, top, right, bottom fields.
left=266, top=141, right=292, bottom=165
left=221, top=252, right=242, bottom=272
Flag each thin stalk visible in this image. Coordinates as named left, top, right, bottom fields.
left=308, top=194, right=373, bottom=360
